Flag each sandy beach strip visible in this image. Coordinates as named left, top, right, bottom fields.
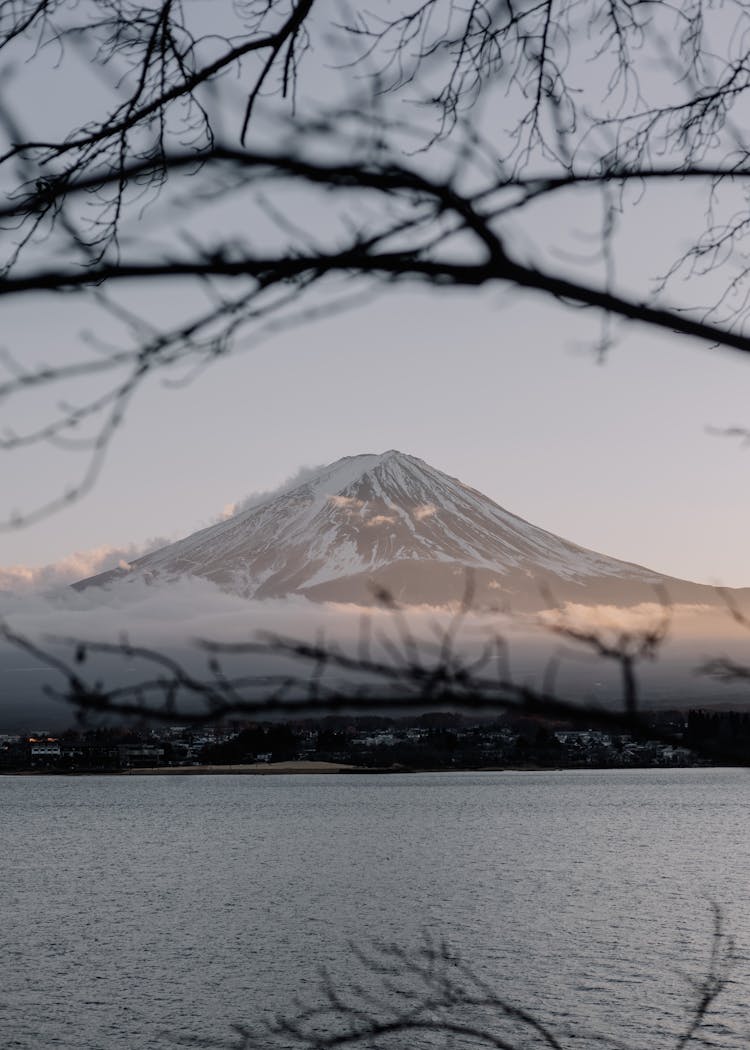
left=120, top=761, right=369, bottom=775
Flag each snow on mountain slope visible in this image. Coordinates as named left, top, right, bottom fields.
left=74, top=451, right=722, bottom=609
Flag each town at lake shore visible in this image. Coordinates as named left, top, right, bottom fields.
left=3, top=709, right=746, bottom=774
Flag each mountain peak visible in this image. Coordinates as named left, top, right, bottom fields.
left=240, top=451, right=429, bottom=518
left=299, top=450, right=418, bottom=491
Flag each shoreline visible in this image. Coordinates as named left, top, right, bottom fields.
left=1, top=760, right=706, bottom=776
left=123, top=761, right=390, bottom=775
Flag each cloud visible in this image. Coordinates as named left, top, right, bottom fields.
left=538, top=601, right=712, bottom=633
left=365, top=514, right=397, bottom=527
left=329, top=494, right=365, bottom=511
left=2, top=574, right=749, bottom=731
left=227, top=464, right=325, bottom=518
left=0, top=539, right=169, bottom=595
left=414, top=504, right=437, bottom=521
left=0, top=578, right=526, bottom=728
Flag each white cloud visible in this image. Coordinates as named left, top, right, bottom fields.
left=538, top=601, right=709, bottom=633
left=0, top=539, right=169, bottom=595
left=365, top=514, right=397, bottom=527
left=328, top=494, right=365, bottom=511
left=230, top=464, right=325, bottom=516
left=414, top=504, right=437, bottom=521
left=1, top=574, right=748, bottom=731
left=0, top=578, right=525, bottom=727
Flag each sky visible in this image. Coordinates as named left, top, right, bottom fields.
left=3, top=3, right=750, bottom=591
left=4, top=2, right=750, bottom=731
left=4, top=275, right=750, bottom=588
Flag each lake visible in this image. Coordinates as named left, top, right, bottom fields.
left=1, top=769, right=748, bottom=1049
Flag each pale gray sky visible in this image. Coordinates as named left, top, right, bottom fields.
left=4, top=276, right=750, bottom=587
left=3, top=2, right=750, bottom=589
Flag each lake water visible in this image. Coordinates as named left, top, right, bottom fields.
left=1, top=769, right=749, bottom=1050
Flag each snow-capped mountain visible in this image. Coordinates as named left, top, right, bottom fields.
left=74, top=451, right=727, bottom=609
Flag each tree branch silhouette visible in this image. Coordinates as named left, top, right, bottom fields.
left=4, top=4, right=750, bottom=522
left=190, top=906, right=735, bottom=1050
